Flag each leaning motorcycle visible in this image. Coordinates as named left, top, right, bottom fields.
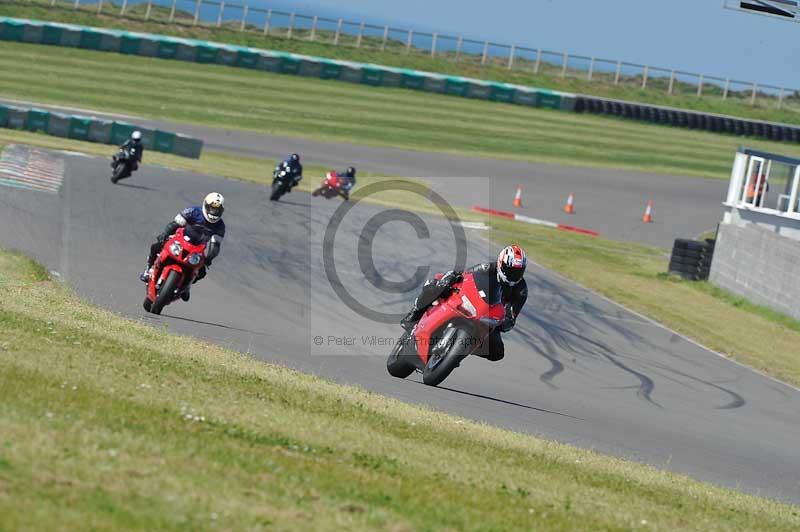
left=386, top=270, right=506, bottom=386
left=110, top=147, right=137, bottom=183
left=143, top=227, right=206, bottom=315
left=270, top=168, right=294, bottom=201
left=311, top=171, right=344, bottom=199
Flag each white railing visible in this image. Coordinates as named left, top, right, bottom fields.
left=28, top=0, right=800, bottom=110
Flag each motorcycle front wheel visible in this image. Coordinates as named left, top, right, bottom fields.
left=150, top=270, right=180, bottom=315
left=110, top=163, right=127, bottom=183
left=270, top=181, right=284, bottom=201
left=422, top=327, right=471, bottom=387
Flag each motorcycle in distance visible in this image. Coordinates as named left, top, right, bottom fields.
left=269, top=167, right=294, bottom=201
left=110, top=146, right=137, bottom=184
left=143, top=227, right=206, bottom=315
left=386, top=270, right=506, bottom=386
left=311, top=171, right=345, bottom=200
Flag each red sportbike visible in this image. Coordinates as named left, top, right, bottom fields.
left=386, top=270, right=506, bottom=386
left=143, top=228, right=206, bottom=315
left=311, top=171, right=343, bottom=199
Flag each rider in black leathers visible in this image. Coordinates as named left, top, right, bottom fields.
left=274, top=153, right=303, bottom=192
left=400, top=246, right=528, bottom=361
left=115, top=130, right=144, bottom=171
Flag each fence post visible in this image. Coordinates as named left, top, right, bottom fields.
left=587, top=57, right=595, bottom=81
left=333, top=18, right=341, bottom=44
left=169, top=0, right=177, bottom=22
left=455, top=36, right=463, bottom=62
left=97, top=0, right=104, bottom=14
left=216, top=2, right=224, bottom=27
left=263, top=9, right=272, bottom=35
left=722, top=78, right=729, bottom=100
left=750, top=83, right=758, bottom=106
left=431, top=33, right=438, bottom=57
left=641, top=65, right=649, bottom=89
left=287, top=13, right=295, bottom=39
left=507, top=45, right=515, bottom=69
left=73, top=0, right=79, bottom=9
left=144, top=0, right=152, bottom=20
left=356, top=21, right=364, bottom=47
left=696, top=74, right=704, bottom=97
left=381, top=25, right=388, bottom=51
left=667, top=70, right=675, bottom=94
left=534, top=49, right=541, bottom=74
left=120, top=0, right=128, bottom=16
left=481, top=40, right=488, bottom=64
left=778, top=87, right=785, bottom=109
left=193, top=0, right=201, bottom=26
left=560, top=52, right=568, bottom=77
left=240, top=5, right=248, bottom=31
left=614, top=60, right=621, bottom=85
left=309, top=15, right=317, bottom=41
left=406, top=30, right=413, bottom=53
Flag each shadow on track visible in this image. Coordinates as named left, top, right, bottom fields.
left=146, top=313, right=274, bottom=336
left=415, top=381, right=584, bottom=420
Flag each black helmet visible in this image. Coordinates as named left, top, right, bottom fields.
left=346, top=166, right=356, bottom=178
left=290, top=153, right=300, bottom=163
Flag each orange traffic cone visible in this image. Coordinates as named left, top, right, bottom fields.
left=642, top=200, right=653, bottom=223
left=513, top=186, right=523, bottom=208
left=563, top=193, right=575, bottom=214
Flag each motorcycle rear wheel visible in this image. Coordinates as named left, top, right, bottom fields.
left=150, top=270, right=180, bottom=315
left=422, top=327, right=471, bottom=387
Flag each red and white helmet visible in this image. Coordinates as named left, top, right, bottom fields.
left=497, top=245, right=527, bottom=286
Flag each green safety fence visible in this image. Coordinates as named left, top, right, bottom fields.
left=0, top=17, right=575, bottom=114
left=0, top=103, right=203, bottom=158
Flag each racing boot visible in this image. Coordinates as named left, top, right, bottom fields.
left=180, top=286, right=191, bottom=302
left=400, top=306, right=425, bottom=332
left=139, top=265, right=153, bottom=283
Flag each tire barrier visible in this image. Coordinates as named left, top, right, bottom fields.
left=668, top=238, right=715, bottom=281
left=576, top=94, right=800, bottom=144
left=0, top=103, right=204, bottom=158
left=0, top=17, right=577, bottom=114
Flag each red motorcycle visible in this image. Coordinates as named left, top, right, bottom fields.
left=143, top=228, right=206, bottom=315
left=311, top=171, right=344, bottom=199
left=386, top=270, right=506, bottom=386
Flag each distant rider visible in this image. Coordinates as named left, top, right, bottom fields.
left=140, top=193, right=226, bottom=302
left=114, top=130, right=144, bottom=171
left=337, top=166, right=356, bottom=200
left=400, top=245, right=528, bottom=361
left=274, top=153, right=303, bottom=192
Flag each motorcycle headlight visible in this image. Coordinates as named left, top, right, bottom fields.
left=188, top=253, right=202, bottom=266
left=170, top=241, right=182, bottom=256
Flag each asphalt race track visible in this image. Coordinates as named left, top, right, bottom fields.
left=0, top=99, right=727, bottom=248
left=1, top=150, right=798, bottom=503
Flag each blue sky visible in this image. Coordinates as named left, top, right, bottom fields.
left=264, top=0, right=800, bottom=89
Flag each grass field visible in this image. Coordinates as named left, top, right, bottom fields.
left=3, top=0, right=799, bottom=125
left=3, top=40, right=800, bottom=178
left=2, top=249, right=799, bottom=530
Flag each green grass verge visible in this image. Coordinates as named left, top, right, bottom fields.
left=3, top=40, right=800, bottom=178
left=3, top=0, right=799, bottom=125
left=2, top=249, right=799, bottom=530
left=487, top=218, right=800, bottom=387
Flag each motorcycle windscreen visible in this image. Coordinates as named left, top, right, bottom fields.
left=184, top=224, right=211, bottom=245
left=471, top=270, right=503, bottom=305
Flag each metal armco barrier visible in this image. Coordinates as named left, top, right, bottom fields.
left=574, top=95, right=800, bottom=143
left=0, top=17, right=576, bottom=113
left=0, top=101, right=204, bottom=159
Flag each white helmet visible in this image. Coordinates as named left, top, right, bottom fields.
left=131, top=130, right=142, bottom=141
left=202, top=192, right=225, bottom=223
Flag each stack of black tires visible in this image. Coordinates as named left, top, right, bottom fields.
left=668, top=238, right=715, bottom=281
